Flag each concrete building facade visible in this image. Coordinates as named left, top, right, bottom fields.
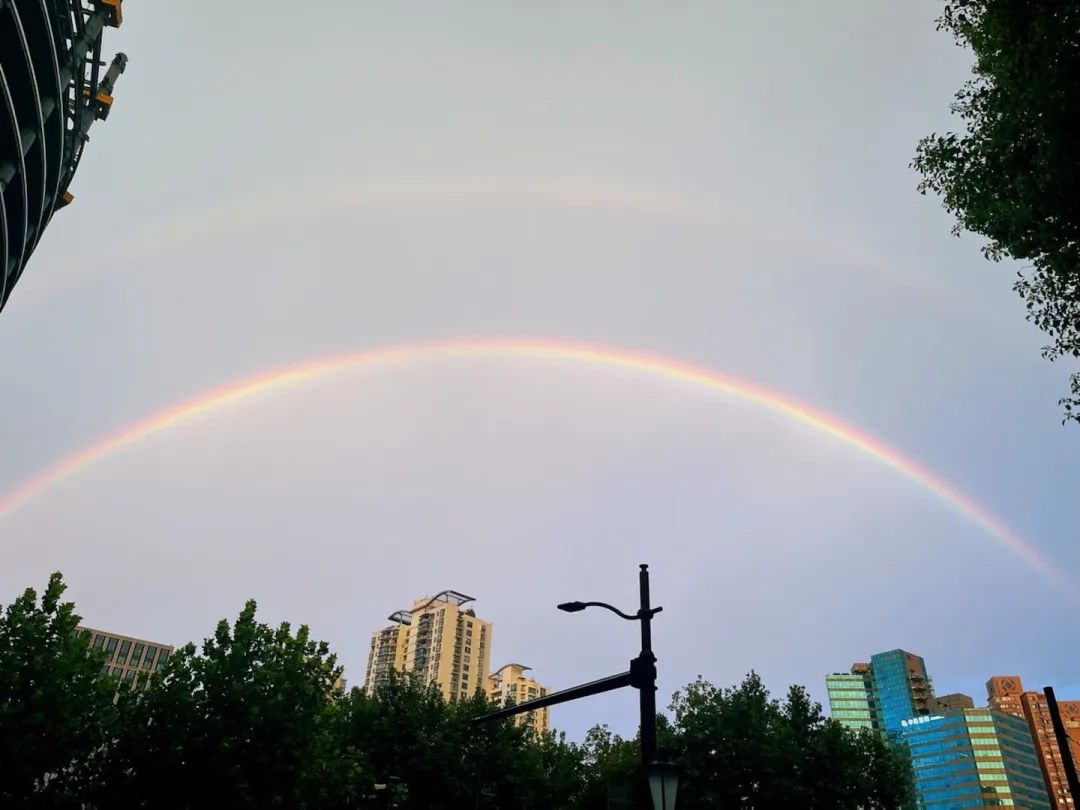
left=488, top=663, right=550, bottom=735
left=364, top=590, right=492, bottom=702
left=80, top=626, right=173, bottom=690
left=988, top=676, right=1079, bottom=810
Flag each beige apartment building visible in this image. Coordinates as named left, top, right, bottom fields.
left=488, top=663, right=550, bottom=735
left=988, top=675, right=1080, bottom=810
left=364, top=590, right=492, bottom=702
left=79, top=626, right=174, bottom=690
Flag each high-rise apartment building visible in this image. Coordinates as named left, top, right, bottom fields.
left=826, top=649, right=932, bottom=735
left=987, top=675, right=1026, bottom=718
left=366, top=624, right=407, bottom=689
left=987, top=676, right=1079, bottom=810
left=1061, top=701, right=1080, bottom=778
left=488, top=664, right=550, bottom=736
left=79, top=626, right=173, bottom=690
left=900, top=708, right=1051, bottom=809
left=364, top=590, right=492, bottom=702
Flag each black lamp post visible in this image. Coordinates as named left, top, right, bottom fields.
left=474, top=564, right=673, bottom=808
left=558, top=563, right=663, bottom=769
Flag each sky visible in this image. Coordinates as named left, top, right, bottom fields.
left=1, top=1, right=1078, bottom=741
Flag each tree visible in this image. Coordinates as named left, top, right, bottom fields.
left=668, top=673, right=914, bottom=809
left=93, top=600, right=356, bottom=808
left=339, top=674, right=579, bottom=809
left=1, top=573, right=916, bottom=807
left=913, top=1, right=1080, bottom=422
left=0, top=572, right=116, bottom=806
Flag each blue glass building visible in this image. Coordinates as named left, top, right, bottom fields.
left=901, top=708, right=1051, bottom=809
left=871, top=649, right=934, bottom=734
left=827, top=649, right=932, bottom=736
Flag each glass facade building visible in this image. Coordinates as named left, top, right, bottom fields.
left=872, top=649, right=934, bottom=734
left=901, top=708, right=1051, bottom=809
left=827, top=650, right=932, bottom=736
left=826, top=666, right=879, bottom=730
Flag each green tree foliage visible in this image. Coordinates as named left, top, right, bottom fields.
left=0, top=576, right=915, bottom=808
left=669, top=673, right=915, bottom=809
left=0, top=573, right=115, bottom=806
left=338, top=674, right=581, bottom=808
left=577, top=724, right=642, bottom=808
left=91, top=600, right=354, bottom=808
left=912, top=1, right=1080, bottom=421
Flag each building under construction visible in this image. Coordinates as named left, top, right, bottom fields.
left=0, top=0, right=127, bottom=311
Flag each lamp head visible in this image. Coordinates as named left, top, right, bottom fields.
left=557, top=601, right=586, bottom=613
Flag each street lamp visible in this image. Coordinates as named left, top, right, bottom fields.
left=647, top=758, right=680, bottom=810
left=475, top=564, right=673, bottom=808
left=558, top=563, right=663, bottom=768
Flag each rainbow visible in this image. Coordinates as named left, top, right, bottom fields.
left=0, top=339, right=1070, bottom=601
left=21, top=178, right=954, bottom=313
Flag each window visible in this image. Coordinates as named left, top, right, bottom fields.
left=117, top=640, right=131, bottom=664
left=123, top=669, right=136, bottom=683
left=144, top=647, right=157, bottom=668
left=131, top=643, right=145, bottom=667
left=110, top=667, right=123, bottom=677
left=158, top=649, right=170, bottom=666
left=105, top=638, right=118, bottom=654
left=93, top=634, right=105, bottom=649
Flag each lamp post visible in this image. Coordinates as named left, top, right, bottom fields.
left=474, top=564, right=673, bottom=808
left=558, top=563, right=662, bottom=769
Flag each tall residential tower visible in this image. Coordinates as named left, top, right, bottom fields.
left=364, top=590, right=492, bottom=702
left=488, top=663, right=550, bottom=735
left=988, top=676, right=1080, bottom=810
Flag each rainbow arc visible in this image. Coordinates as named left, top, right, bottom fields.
left=0, top=339, right=1070, bottom=603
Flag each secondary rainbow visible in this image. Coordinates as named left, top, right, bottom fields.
left=0, top=339, right=1070, bottom=601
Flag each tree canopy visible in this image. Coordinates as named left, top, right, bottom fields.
left=913, top=0, right=1080, bottom=422
left=0, top=573, right=914, bottom=808
left=0, top=573, right=116, bottom=806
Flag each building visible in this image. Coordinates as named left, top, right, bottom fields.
left=987, top=675, right=1026, bottom=718
left=826, top=663, right=879, bottom=731
left=871, top=649, right=933, bottom=733
left=826, top=649, right=933, bottom=735
left=364, top=590, right=492, bottom=702
left=1061, top=701, right=1080, bottom=778
left=365, top=624, right=407, bottom=690
left=0, top=0, right=128, bottom=312
left=988, top=676, right=1079, bottom=810
left=901, top=708, right=1051, bottom=809
left=488, top=663, right=550, bottom=735
left=80, top=626, right=173, bottom=690
left=932, top=693, right=975, bottom=712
